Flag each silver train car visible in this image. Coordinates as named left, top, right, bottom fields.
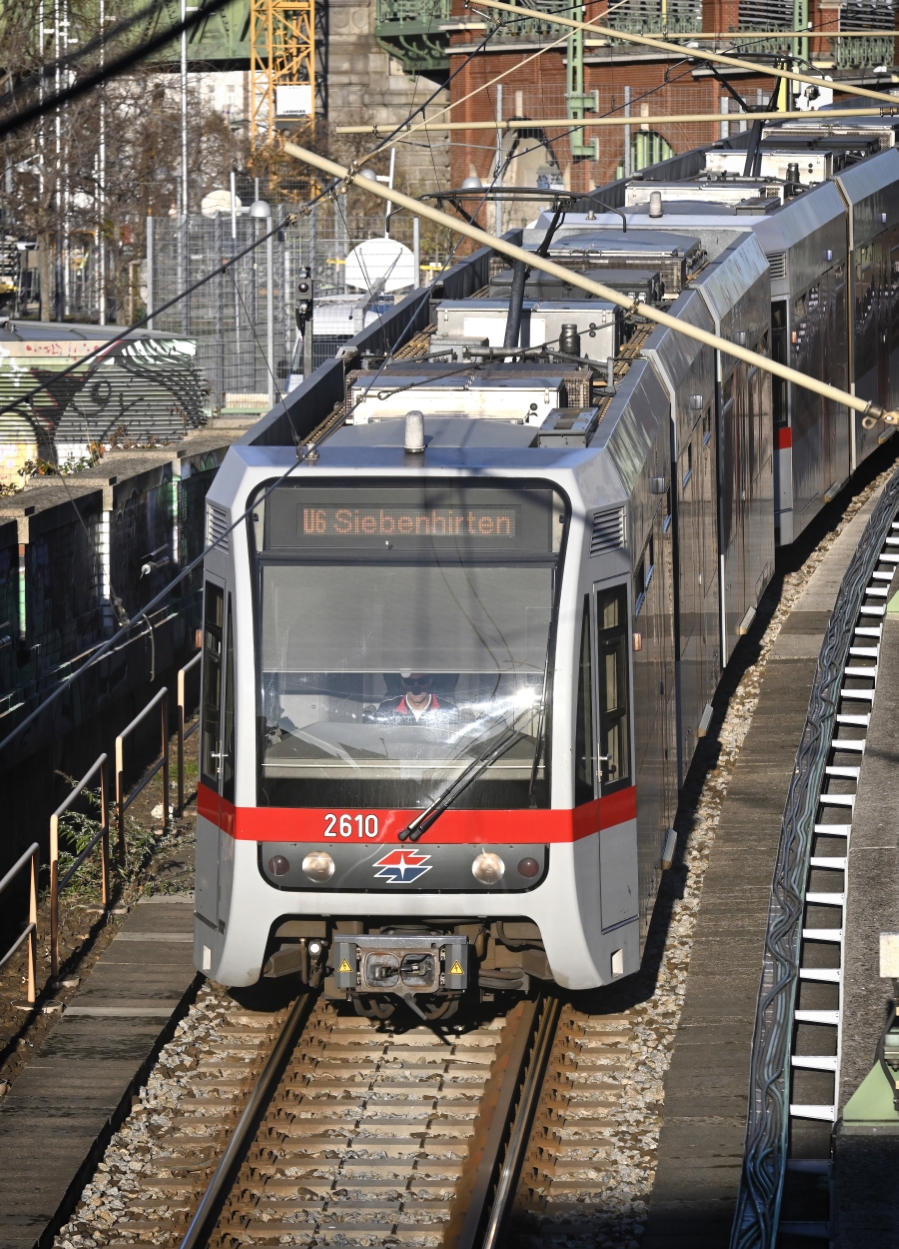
left=193, top=121, right=899, bottom=1014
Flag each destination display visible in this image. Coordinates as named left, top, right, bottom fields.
left=300, top=505, right=517, bottom=539
left=262, top=483, right=563, bottom=555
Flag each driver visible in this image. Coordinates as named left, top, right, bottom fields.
left=375, top=673, right=456, bottom=723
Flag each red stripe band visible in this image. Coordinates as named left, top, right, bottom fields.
left=197, top=782, right=637, bottom=844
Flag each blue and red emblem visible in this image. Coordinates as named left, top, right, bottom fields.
left=373, top=848, right=432, bottom=883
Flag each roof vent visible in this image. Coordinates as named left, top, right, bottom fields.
left=590, top=507, right=626, bottom=556
left=766, top=251, right=786, bottom=280
left=206, top=504, right=229, bottom=552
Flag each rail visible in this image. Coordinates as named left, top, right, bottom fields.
left=731, top=466, right=899, bottom=1249
left=0, top=842, right=39, bottom=1002
left=178, top=990, right=317, bottom=1249
left=49, top=754, right=109, bottom=979
left=176, top=651, right=201, bottom=815
left=115, top=687, right=169, bottom=863
left=456, top=993, right=561, bottom=1249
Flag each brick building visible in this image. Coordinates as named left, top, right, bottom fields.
left=405, top=0, right=899, bottom=222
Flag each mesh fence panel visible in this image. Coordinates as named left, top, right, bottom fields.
left=147, top=209, right=426, bottom=409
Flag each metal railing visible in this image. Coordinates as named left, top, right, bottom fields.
left=176, top=651, right=202, bottom=815
left=0, top=843, right=39, bottom=1003
left=731, top=466, right=899, bottom=1249
left=115, top=688, right=170, bottom=864
left=49, top=754, right=109, bottom=980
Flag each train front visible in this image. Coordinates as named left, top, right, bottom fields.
left=195, top=424, right=633, bottom=1017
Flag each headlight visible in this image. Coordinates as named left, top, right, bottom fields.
left=302, top=851, right=335, bottom=882
left=268, top=855, right=290, bottom=876
left=472, top=852, right=505, bottom=884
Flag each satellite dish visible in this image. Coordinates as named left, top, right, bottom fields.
left=201, top=188, right=240, bottom=218
left=345, top=238, right=416, bottom=293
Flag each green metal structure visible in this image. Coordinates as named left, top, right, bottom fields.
left=374, top=0, right=451, bottom=79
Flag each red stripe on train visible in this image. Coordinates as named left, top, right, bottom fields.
left=196, top=782, right=637, bottom=844
left=776, top=427, right=793, bottom=449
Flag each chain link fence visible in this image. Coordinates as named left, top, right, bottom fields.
left=145, top=207, right=431, bottom=411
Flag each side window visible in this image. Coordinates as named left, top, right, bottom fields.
left=574, top=597, right=594, bottom=805
left=222, top=597, right=235, bottom=804
left=595, top=585, right=631, bottom=794
left=201, top=583, right=224, bottom=790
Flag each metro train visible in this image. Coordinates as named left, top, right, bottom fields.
left=193, top=119, right=899, bottom=1017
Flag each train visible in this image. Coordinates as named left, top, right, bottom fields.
left=193, top=114, right=899, bottom=1018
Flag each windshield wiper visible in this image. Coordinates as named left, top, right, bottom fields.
left=397, top=726, right=525, bottom=843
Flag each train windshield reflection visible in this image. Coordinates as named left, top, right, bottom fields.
left=255, top=483, right=566, bottom=810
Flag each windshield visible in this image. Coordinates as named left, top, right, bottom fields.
left=254, top=481, right=567, bottom=811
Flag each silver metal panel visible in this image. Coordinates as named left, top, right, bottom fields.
left=751, top=182, right=848, bottom=293
left=834, top=149, right=899, bottom=468
left=752, top=183, right=851, bottom=542
left=694, top=235, right=774, bottom=667
left=582, top=358, right=675, bottom=935
left=834, top=147, right=899, bottom=245
left=642, top=290, right=718, bottom=787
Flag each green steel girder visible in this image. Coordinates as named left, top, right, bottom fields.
left=375, top=0, right=451, bottom=75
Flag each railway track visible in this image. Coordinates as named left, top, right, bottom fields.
left=55, top=983, right=558, bottom=1248
left=53, top=464, right=899, bottom=1249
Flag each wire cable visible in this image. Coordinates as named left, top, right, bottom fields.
left=0, top=0, right=210, bottom=116
left=0, top=0, right=238, bottom=142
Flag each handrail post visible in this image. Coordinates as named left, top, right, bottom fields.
left=28, top=847, right=38, bottom=1004
left=177, top=663, right=186, bottom=815
left=100, top=759, right=109, bottom=908
left=115, top=730, right=125, bottom=866
left=161, top=688, right=170, bottom=830
left=49, top=812, right=59, bottom=980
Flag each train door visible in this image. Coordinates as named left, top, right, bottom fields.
left=877, top=230, right=890, bottom=412
left=718, top=365, right=742, bottom=665
left=699, top=406, right=719, bottom=703
left=588, top=581, right=640, bottom=939
left=831, top=263, right=851, bottom=486
left=890, top=242, right=899, bottom=412
left=677, top=430, right=700, bottom=777
left=196, top=579, right=235, bottom=926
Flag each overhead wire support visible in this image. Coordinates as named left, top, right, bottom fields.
left=285, top=139, right=899, bottom=430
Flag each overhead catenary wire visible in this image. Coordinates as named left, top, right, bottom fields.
left=0, top=0, right=238, bottom=142
left=0, top=0, right=208, bottom=115
left=286, top=139, right=899, bottom=428
left=338, top=105, right=897, bottom=135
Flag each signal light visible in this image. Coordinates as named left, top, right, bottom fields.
left=268, top=855, right=290, bottom=876
left=296, top=266, right=314, bottom=331
left=517, top=857, right=540, bottom=878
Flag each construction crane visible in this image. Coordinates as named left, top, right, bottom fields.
left=249, top=0, right=316, bottom=147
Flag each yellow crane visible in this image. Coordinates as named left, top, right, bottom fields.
left=249, top=0, right=316, bottom=147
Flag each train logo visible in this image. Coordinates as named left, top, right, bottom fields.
left=373, top=849, right=432, bottom=884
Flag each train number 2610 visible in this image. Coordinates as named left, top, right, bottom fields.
left=323, top=813, right=380, bottom=839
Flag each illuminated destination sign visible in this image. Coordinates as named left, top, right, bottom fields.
left=301, top=505, right=516, bottom=539
left=263, top=484, right=559, bottom=555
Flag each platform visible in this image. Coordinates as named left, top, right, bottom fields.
left=643, top=486, right=889, bottom=1249
left=0, top=895, right=197, bottom=1249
